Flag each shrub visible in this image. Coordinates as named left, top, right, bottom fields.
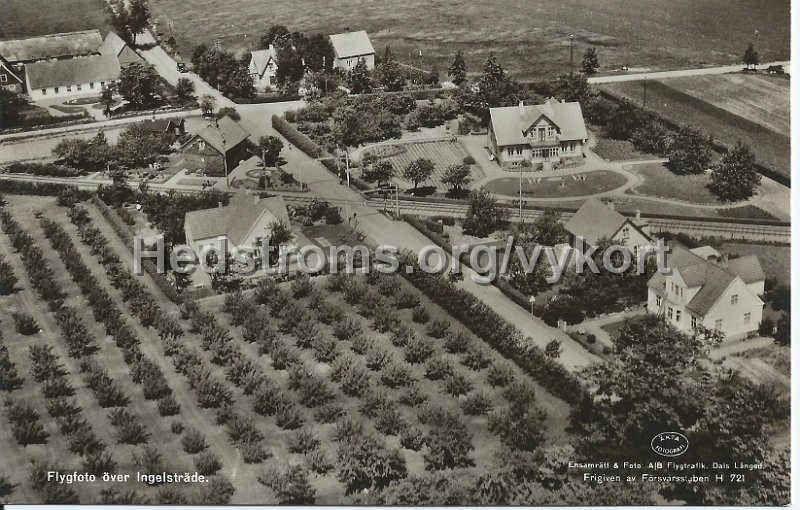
left=398, top=385, right=429, bottom=406
left=181, top=428, right=208, bottom=454
left=157, top=395, right=181, bottom=416
left=156, top=485, right=187, bottom=504
left=461, top=391, right=493, bottom=415
left=13, top=313, right=39, bottom=335
left=271, top=115, right=324, bottom=158
left=5, top=401, right=48, bottom=445
left=365, top=345, right=392, bottom=371
left=275, top=402, right=304, bottom=430
left=380, top=361, right=415, bottom=388
left=170, top=421, right=184, bottom=435
left=258, top=465, right=316, bottom=504
left=305, top=448, right=334, bottom=475
left=394, top=288, right=420, bottom=309
left=389, top=325, right=415, bottom=347
left=325, top=207, right=343, bottom=225
left=314, top=403, right=344, bottom=424
left=463, top=155, right=476, bottom=165
left=411, top=305, right=430, bottom=324
left=424, top=357, right=454, bottom=380
left=374, top=405, right=405, bottom=436
left=287, top=428, right=321, bottom=454
left=461, top=346, right=491, bottom=370
left=358, top=390, right=389, bottom=419
left=240, top=441, right=269, bottom=464
left=194, top=451, right=222, bottom=476
left=426, top=319, right=450, bottom=339
left=443, top=372, right=473, bottom=396
left=404, top=336, right=435, bottom=364
left=486, top=362, right=515, bottom=387
left=349, top=334, right=370, bottom=355
left=312, top=335, right=340, bottom=363
left=399, top=425, right=425, bottom=451
left=331, top=417, right=364, bottom=443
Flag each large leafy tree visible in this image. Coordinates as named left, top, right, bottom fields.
left=402, top=158, right=435, bottom=190
left=118, top=62, right=160, bottom=109
left=361, top=160, right=395, bottom=185
left=581, top=47, right=599, bottom=75
left=666, top=125, right=712, bottom=175
left=709, top=140, right=761, bottom=201
left=375, top=50, right=406, bottom=91
left=348, top=59, right=372, bottom=94
left=743, top=42, right=759, bottom=69
left=0, top=88, right=28, bottom=128
left=256, top=135, right=284, bottom=167
left=260, top=25, right=290, bottom=49
left=174, top=78, right=195, bottom=105
left=441, top=163, right=472, bottom=195
left=462, top=188, right=507, bottom=237
left=110, top=0, right=150, bottom=45
left=448, top=50, right=467, bottom=86
left=553, top=72, right=593, bottom=106
left=475, top=54, right=516, bottom=110
left=336, top=434, right=407, bottom=494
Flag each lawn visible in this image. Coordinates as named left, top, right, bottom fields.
left=364, top=139, right=483, bottom=192
left=148, top=0, right=788, bottom=79
left=660, top=74, right=790, bottom=137
left=627, top=162, right=721, bottom=205
left=599, top=79, right=790, bottom=179
left=592, top=138, right=652, bottom=162
left=484, top=169, right=627, bottom=198
left=718, top=242, right=790, bottom=282
left=1, top=0, right=112, bottom=39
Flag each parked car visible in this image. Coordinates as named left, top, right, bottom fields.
left=177, top=62, right=188, bottom=73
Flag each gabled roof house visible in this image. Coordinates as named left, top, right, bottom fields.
left=329, top=30, right=375, bottom=70
left=564, top=199, right=652, bottom=253
left=99, top=32, right=146, bottom=68
left=249, top=45, right=277, bottom=92
left=180, top=116, right=252, bottom=174
left=25, top=54, right=120, bottom=100
left=0, top=29, right=103, bottom=65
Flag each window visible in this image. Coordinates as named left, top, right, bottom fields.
left=89, top=82, right=94, bottom=89
left=0, top=74, right=7, bottom=83
left=54, top=87, right=59, bottom=93
left=66, top=85, right=72, bottom=92
left=667, top=307, right=673, bottom=320
left=622, top=226, right=630, bottom=239
left=41, top=88, right=47, bottom=95
left=731, top=294, right=739, bottom=305
left=691, top=316, right=698, bottom=330
left=547, top=126, right=554, bottom=137
left=77, top=84, right=82, bottom=91
left=532, top=149, right=542, bottom=159
left=538, top=128, right=545, bottom=142
left=715, top=319, right=723, bottom=331
left=515, top=146, right=523, bottom=155
left=100, top=81, right=105, bottom=87
left=675, top=310, right=681, bottom=323
left=656, top=295, right=662, bottom=307
left=744, top=312, right=751, bottom=325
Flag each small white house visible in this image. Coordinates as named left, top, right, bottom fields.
left=564, top=199, right=653, bottom=254
left=249, top=45, right=277, bottom=92
left=329, top=30, right=375, bottom=70
left=646, top=244, right=765, bottom=340
left=25, top=54, right=120, bottom=100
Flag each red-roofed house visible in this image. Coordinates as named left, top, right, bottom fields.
left=647, top=244, right=765, bottom=340
left=488, top=98, right=588, bottom=169
left=564, top=199, right=653, bottom=254
left=184, top=190, right=291, bottom=257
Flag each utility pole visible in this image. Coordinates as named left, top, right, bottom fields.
left=518, top=171, right=523, bottom=223
left=643, top=76, right=647, bottom=107
left=569, top=34, right=575, bottom=73
left=219, top=129, right=229, bottom=188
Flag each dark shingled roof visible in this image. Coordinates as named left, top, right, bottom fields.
left=489, top=98, right=588, bottom=146
left=187, top=116, right=251, bottom=155
left=647, top=244, right=765, bottom=316
left=25, top=54, right=120, bottom=90
left=185, top=191, right=290, bottom=245
left=0, top=30, right=102, bottom=62
left=564, top=198, right=627, bottom=246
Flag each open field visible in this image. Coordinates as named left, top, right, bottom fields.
left=485, top=169, right=627, bottom=198
left=364, top=139, right=483, bottom=192
left=1, top=0, right=111, bottom=39
left=718, top=242, right=790, bottom=282
left=599, top=78, right=790, bottom=179
left=659, top=74, right=790, bottom=136
left=148, top=0, right=789, bottom=79
left=627, top=163, right=721, bottom=205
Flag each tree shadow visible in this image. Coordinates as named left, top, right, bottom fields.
left=407, top=186, right=437, bottom=197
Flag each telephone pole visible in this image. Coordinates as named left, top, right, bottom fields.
left=569, top=34, right=575, bottom=73
left=643, top=76, right=647, bottom=107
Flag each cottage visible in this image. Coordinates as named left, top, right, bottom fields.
left=488, top=98, right=588, bottom=169
left=0, top=56, right=24, bottom=93
left=179, top=116, right=251, bottom=175
left=564, top=199, right=652, bottom=253
left=646, top=244, right=765, bottom=340
left=184, top=190, right=291, bottom=258
left=249, top=45, right=277, bottom=92
left=25, top=54, right=120, bottom=100
left=329, top=30, right=375, bottom=70
left=98, top=32, right=146, bottom=68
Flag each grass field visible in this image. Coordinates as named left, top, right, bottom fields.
left=719, top=242, right=790, bottom=282
left=659, top=74, right=790, bottom=136
left=485, top=170, right=627, bottom=198
left=1, top=0, right=111, bottom=39
left=148, top=0, right=789, bottom=79
left=599, top=78, right=790, bottom=179
left=592, top=138, right=652, bottom=162
left=364, top=140, right=483, bottom=192
left=627, top=162, right=722, bottom=205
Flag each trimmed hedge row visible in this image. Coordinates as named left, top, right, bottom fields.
left=91, top=197, right=183, bottom=305
left=233, top=95, right=301, bottom=104
left=0, top=179, right=92, bottom=199
left=5, top=162, right=87, bottom=178
left=358, top=87, right=457, bottom=101
left=271, top=115, right=324, bottom=158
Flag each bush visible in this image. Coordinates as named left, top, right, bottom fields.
left=287, top=428, right=321, bottom=454
left=424, top=357, right=454, bottom=380
left=258, top=465, right=315, bottom=505
left=194, top=451, right=222, bottom=476
left=305, top=448, right=334, bottom=475
left=463, top=155, right=476, bottom=165
left=411, top=305, right=431, bottom=324
left=314, top=403, right=344, bottom=424
left=443, top=372, right=473, bottom=396
left=325, top=207, right=343, bottom=225
left=461, top=346, right=491, bottom=370
left=443, top=329, right=470, bottom=353
left=426, top=319, right=450, bottom=339
left=398, top=385, right=429, bottom=406
left=486, top=362, right=515, bottom=387
left=399, top=425, right=425, bottom=451
left=170, top=421, right=184, bottom=434
left=461, top=391, right=493, bottom=415
left=404, top=336, right=435, bottom=364
left=157, top=396, right=181, bottom=416
left=380, top=361, right=415, bottom=388
left=13, top=313, right=39, bottom=335
left=181, top=428, right=208, bottom=454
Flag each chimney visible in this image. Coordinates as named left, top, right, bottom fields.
left=518, top=100, right=525, bottom=118
left=218, top=202, right=223, bottom=208
left=719, top=253, right=729, bottom=267
left=635, top=209, right=641, bottom=220
left=607, top=201, right=615, bottom=211
left=561, top=99, right=565, bottom=103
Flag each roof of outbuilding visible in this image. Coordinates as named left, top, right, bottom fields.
left=564, top=199, right=628, bottom=246
left=727, top=255, right=766, bottom=284
left=25, top=54, right=120, bottom=90
left=0, top=29, right=102, bottom=62
left=489, top=99, right=588, bottom=146
left=185, top=191, right=290, bottom=245
left=329, top=30, right=375, bottom=58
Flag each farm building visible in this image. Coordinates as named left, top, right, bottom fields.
left=0, top=29, right=103, bottom=65
left=564, top=199, right=652, bottom=253
left=329, top=30, right=375, bottom=70
left=142, top=117, right=187, bottom=137
left=184, top=189, right=291, bottom=258
left=24, top=54, right=120, bottom=100
left=248, top=45, right=277, bottom=92
left=488, top=98, right=588, bottom=169
left=646, top=244, right=765, bottom=340
left=98, top=32, right=146, bottom=68
left=180, top=116, right=252, bottom=175
left=0, top=55, right=24, bottom=93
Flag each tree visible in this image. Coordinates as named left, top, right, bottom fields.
left=441, top=163, right=472, bottom=195
left=114, top=123, right=172, bottom=168
left=361, top=160, right=395, bottom=185
left=258, top=465, right=315, bottom=504
left=336, top=434, right=407, bottom=494
left=544, top=339, right=562, bottom=358
left=260, top=25, right=290, bottom=49
left=667, top=125, right=712, bottom=175
left=604, top=99, right=649, bottom=140
left=215, top=106, right=240, bottom=122
left=424, top=408, right=474, bottom=470
left=0, top=88, right=27, bottom=128
left=775, top=313, right=790, bottom=346
left=743, top=42, right=759, bottom=69
left=581, top=47, right=599, bottom=75
left=553, top=72, right=593, bottom=106
left=175, top=78, right=195, bottom=105
left=348, top=59, right=372, bottom=94
left=0, top=257, right=18, bottom=295
left=275, top=44, right=305, bottom=86
left=257, top=136, right=284, bottom=167
left=110, top=0, right=150, bottom=45
left=199, top=95, right=216, bottom=116
left=448, top=50, right=467, bottom=86
left=118, top=62, right=160, bottom=109
left=402, top=158, right=435, bottom=190
left=709, top=141, right=761, bottom=201
left=462, top=188, right=507, bottom=237
left=100, top=84, right=117, bottom=116
left=475, top=54, right=516, bottom=109
left=375, top=53, right=406, bottom=91
left=302, top=34, right=335, bottom=72
left=269, top=221, right=292, bottom=248
left=52, top=134, right=113, bottom=171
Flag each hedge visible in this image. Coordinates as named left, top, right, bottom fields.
left=92, top=197, right=183, bottom=305
left=271, top=115, right=324, bottom=158
left=5, top=162, right=87, bottom=178
left=234, top=95, right=301, bottom=104
left=0, top=179, right=92, bottom=199
left=358, top=87, right=457, bottom=101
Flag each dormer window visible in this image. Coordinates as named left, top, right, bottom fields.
left=622, top=226, right=630, bottom=239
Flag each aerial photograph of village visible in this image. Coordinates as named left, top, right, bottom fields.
left=0, top=0, right=792, bottom=506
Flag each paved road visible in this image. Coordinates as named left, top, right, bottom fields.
left=589, top=61, right=790, bottom=84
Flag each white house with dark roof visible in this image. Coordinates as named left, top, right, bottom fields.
left=564, top=199, right=653, bottom=254
left=248, top=45, right=277, bottom=92
left=25, top=54, right=120, bottom=100
left=647, top=244, right=765, bottom=340
left=98, top=32, right=146, bottom=68
left=0, top=55, right=24, bottom=93
left=488, top=98, right=588, bottom=169
left=184, top=190, right=291, bottom=258
left=329, top=30, right=375, bottom=70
